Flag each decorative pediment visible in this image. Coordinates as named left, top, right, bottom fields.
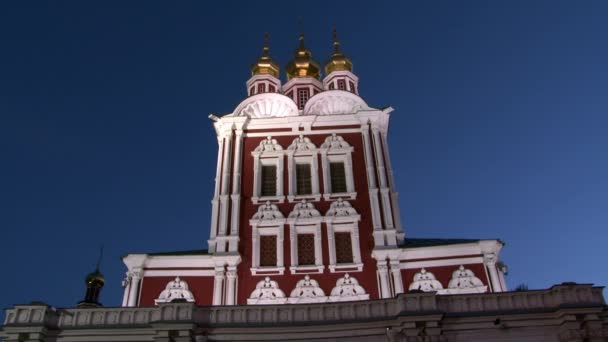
left=303, top=90, right=370, bottom=115
left=254, top=136, right=283, bottom=153
left=325, top=199, right=358, bottom=218
left=329, top=274, right=369, bottom=302
left=408, top=269, right=444, bottom=292
left=287, top=135, right=316, bottom=152
left=443, top=265, right=488, bottom=294
left=154, top=277, right=195, bottom=304
left=234, top=93, right=299, bottom=118
left=288, top=276, right=326, bottom=304
left=251, top=202, right=284, bottom=222
left=320, top=134, right=352, bottom=151
left=288, top=201, right=321, bottom=220
left=247, top=277, right=287, bottom=304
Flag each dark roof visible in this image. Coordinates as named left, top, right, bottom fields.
left=147, top=249, right=209, bottom=256
left=399, top=238, right=481, bottom=249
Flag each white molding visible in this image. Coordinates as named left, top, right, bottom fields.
left=247, top=277, right=287, bottom=305
left=303, top=90, right=370, bottom=116
left=408, top=269, right=444, bottom=292
left=286, top=136, right=320, bottom=200
left=246, top=128, right=362, bottom=138
left=399, top=257, right=483, bottom=270
left=320, top=134, right=355, bottom=198
left=328, top=274, right=369, bottom=302
left=250, top=203, right=286, bottom=273
left=154, top=277, right=195, bottom=305
left=287, top=275, right=327, bottom=304
left=143, top=270, right=215, bottom=277
left=287, top=201, right=323, bottom=273
left=233, top=93, right=298, bottom=118
left=251, top=137, right=285, bottom=204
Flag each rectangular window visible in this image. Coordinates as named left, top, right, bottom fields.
left=330, top=162, right=347, bottom=193
left=250, top=86, right=254, bottom=96
left=297, top=234, right=315, bottom=265
left=297, top=88, right=310, bottom=109
left=296, top=163, right=312, bottom=195
left=335, top=232, right=353, bottom=264
left=349, top=81, right=355, bottom=93
left=269, top=84, right=276, bottom=93
left=257, top=83, right=266, bottom=94
left=261, top=165, right=277, bottom=197
left=337, top=79, right=346, bottom=90
left=329, top=83, right=335, bottom=90
left=260, top=235, right=277, bottom=266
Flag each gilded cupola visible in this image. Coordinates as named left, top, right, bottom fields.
left=325, top=28, right=353, bottom=75
left=285, top=34, right=321, bottom=80
left=250, top=33, right=280, bottom=78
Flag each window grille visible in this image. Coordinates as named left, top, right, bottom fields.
left=269, top=84, right=276, bottom=93
left=296, top=163, right=312, bottom=195
left=337, top=79, right=346, bottom=90
left=297, top=88, right=310, bottom=109
left=260, top=235, right=277, bottom=266
left=349, top=81, right=355, bottom=93
left=297, top=234, right=315, bottom=265
left=261, top=165, right=277, bottom=197
left=330, top=162, right=347, bottom=193
left=257, top=83, right=266, bottom=94
left=335, top=232, right=353, bottom=264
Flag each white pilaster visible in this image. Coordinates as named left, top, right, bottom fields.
left=225, top=266, right=237, bottom=305
left=209, top=136, right=225, bottom=253
left=372, top=126, right=395, bottom=231
left=213, top=267, right=225, bottom=306
left=127, top=269, right=142, bottom=307
left=229, top=129, right=244, bottom=252
left=484, top=253, right=503, bottom=292
left=389, top=260, right=404, bottom=295
left=381, top=132, right=404, bottom=241
left=361, top=127, right=382, bottom=233
left=377, top=261, right=391, bottom=298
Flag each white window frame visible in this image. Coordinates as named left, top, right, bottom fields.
left=287, top=136, right=320, bottom=203
left=324, top=199, right=362, bottom=273
left=252, top=137, right=285, bottom=204
left=250, top=203, right=286, bottom=275
left=287, top=201, right=323, bottom=274
left=320, top=134, right=356, bottom=201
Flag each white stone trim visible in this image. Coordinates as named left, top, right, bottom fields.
left=228, top=129, right=244, bottom=252
left=233, top=93, right=298, bottom=118
left=325, top=201, right=362, bottom=273
left=250, top=203, right=286, bottom=275
left=251, top=137, right=285, bottom=204
left=287, top=201, right=324, bottom=274
left=286, top=136, right=321, bottom=202
left=154, top=277, right=195, bottom=304
left=320, top=134, right=355, bottom=199
left=287, top=276, right=327, bottom=304
left=328, top=274, right=369, bottom=302
left=442, top=265, right=488, bottom=295
left=303, top=90, right=370, bottom=115
left=399, top=257, right=484, bottom=270
left=245, top=128, right=362, bottom=138
left=247, top=277, right=287, bottom=305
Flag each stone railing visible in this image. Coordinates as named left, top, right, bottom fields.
left=3, top=283, right=605, bottom=329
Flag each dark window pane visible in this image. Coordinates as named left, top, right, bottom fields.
left=297, top=234, right=315, bottom=265
left=330, top=162, right=347, bottom=193
left=261, top=165, right=277, bottom=197
left=297, top=88, right=310, bottom=109
left=335, top=232, right=353, bottom=264
left=260, top=235, right=277, bottom=266
left=296, top=163, right=312, bottom=195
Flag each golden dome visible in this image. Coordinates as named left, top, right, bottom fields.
left=285, top=34, right=321, bottom=80
left=325, top=28, right=353, bottom=75
left=251, top=33, right=280, bottom=78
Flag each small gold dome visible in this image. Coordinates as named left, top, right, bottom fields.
left=85, top=269, right=105, bottom=286
left=325, top=28, right=353, bottom=75
left=285, top=34, right=321, bottom=80
left=251, top=33, right=280, bottom=78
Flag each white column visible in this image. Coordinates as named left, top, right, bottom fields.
left=361, top=127, right=382, bottom=231
left=225, top=266, right=237, bottom=305
left=320, top=150, right=330, bottom=196
left=372, top=126, right=395, bottom=230
left=121, top=274, right=131, bottom=307
left=351, top=229, right=362, bottom=264
left=218, top=132, right=233, bottom=238
left=209, top=136, right=225, bottom=253
left=377, top=261, right=391, bottom=298
left=327, top=222, right=336, bottom=266
left=484, top=253, right=502, bottom=292
left=289, top=225, right=297, bottom=267
left=212, top=267, right=225, bottom=306
left=389, top=260, right=404, bottom=295
left=127, top=269, right=142, bottom=307
left=287, top=152, right=295, bottom=199
left=229, top=129, right=243, bottom=252
left=381, top=132, right=403, bottom=239
left=314, top=224, right=322, bottom=266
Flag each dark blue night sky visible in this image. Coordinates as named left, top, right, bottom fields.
left=1, top=1, right=607, bottom=311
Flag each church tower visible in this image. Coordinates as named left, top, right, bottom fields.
left=121, top=31, right=507, bottom=307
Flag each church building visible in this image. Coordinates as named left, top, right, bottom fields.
left=2, top=32, right=606, bottom=342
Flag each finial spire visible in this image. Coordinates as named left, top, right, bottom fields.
left=263, top=32, right=269, bottom=55
left=333, top=26, right=341, bottom=53
left=95, top=244, right=104, bottom=272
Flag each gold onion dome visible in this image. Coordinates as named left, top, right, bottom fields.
left=325, top=28, right=353, bottom=75
left=286, top=34, right=321, bottom=80
left=85, top=269, right=105, bottom=286
left=250, top=33, right=280, bottom=78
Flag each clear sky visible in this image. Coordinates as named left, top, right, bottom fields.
left=1, top=1, right=607, bottom=312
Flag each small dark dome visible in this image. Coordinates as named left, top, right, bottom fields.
left=85, top=269, right=105, bottom=286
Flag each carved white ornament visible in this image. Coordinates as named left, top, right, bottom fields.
left=247, top=277, right=287, bottom=304
left=288, top=275, right=326, bottom=303
left=154, top=277, right=195, bottom=304
left=234, top=93, right=299, bottom=118
left=288, top=201, right=321, bottom=219
left=287, top=135, right=316, bottom=152
left=408, top=269, right=444, bottom=292
left=254, top=136, right=283, bottom=153
left=303, top=90, right=370, bottom=115
left=320, top=133, right=352, bottom=150
left=443, top=265, right=488, bottom=294
left=326, top=199, right=358, bottom=217
left=251, top=202, right=284, bottom=221
left=329, top=274, right=369, bottom=302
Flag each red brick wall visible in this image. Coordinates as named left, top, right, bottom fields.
left=236, top=129, right=379, bottom=304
